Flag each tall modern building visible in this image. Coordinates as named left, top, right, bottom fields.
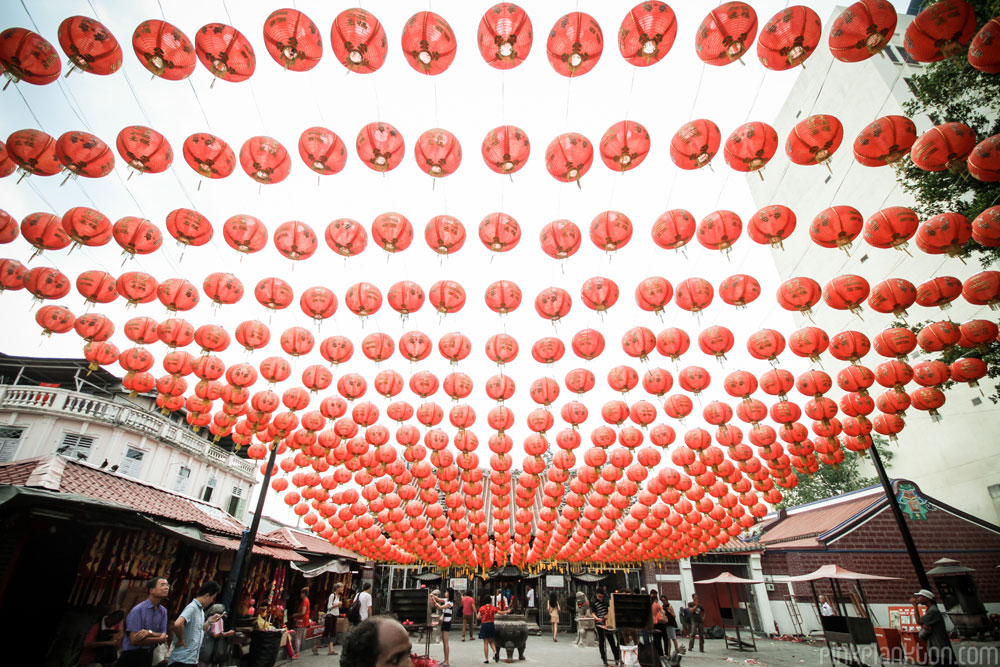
left=746, top=9, right=1000, bottom=521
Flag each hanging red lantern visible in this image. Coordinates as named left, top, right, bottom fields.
left=867, top=278, right=917, bottom=318
left=262, top=9, right=322, bottom=71
left=904, top=0, right=976, bottom=62
left=828, top=0, right=897, bottom=62
left=74, top=313, right=114, bottom=342
left=484, top=280, right=522, bottom=314
left=916, top=276, right=963, bottom=310
left=220, top=214, right=266, bottom=255
left=864, top=206, right=919, bottom=250
left=423, top=215, right=465, bottom=256
left=478, top=3, right=533, bottom=69
left=62, top=207, right=113, bottom=250
left=546, top=12, right=603, bottom=77
left=674, top=278, right=714, bottom=314
left=115, top=126, right=172, bottom=175
left=789, top=327, right=829, bottom=362
left=344, top=282, right=383, bottom=318
left=670, top=120, right=721, bottom=171
left=724, top=122, right=778, bottom=176
left=485, top=334, right=519, bottom=366
left=698, top=326, right=735, bottom=361
left=330, top=8, right=387, bottom=74
left=195, top=23, right=255, bottom=83
left=643, top=368, right=674, bottom=397
left=486, top=374, right=517, bottom=403
left=565, top=369, right=595, bottom=395
left=853, top=115, right=917, bottom=167
left=695, top=2, right=758, bottom=65
left=619, top=2, right=677, bottom=66
left=116, top=271, right=158, bottom=306
left=158, top=322, right=195, bottom=350
left=183, top=133, right=235, bottom=180
left=651, top=209, right=695, bottom=250
left=132, top=20, right=196, bottom=80
left=356, top=122, right=404, bottom=172
left=298, top=286, right=336, bottom=324
left=84, top=341, right=119, bottom=372
left=911, top=122, right=977, bottom=172
left=478, top=212, right=521, bottom=252
left=917, top=321, right=961, bottom=353
left=398, top=331, right=432, bottom=363
left=969, top=16, right=1000, bottom=72
left=123, top=316, right=159, bottom=345
left=600, top=121, right=651, bottom=172
left=298, top=127, right=346, bottom=177
left=873, top=328, right=918, bottom=360
left=757, top=6, right=822, bottom=70
left=410, top=371, right=440, bottom=399
left=538, top=219, right=581, bottom=260
left=697, top=210, right=742, bottom=253
left=535, top=287, right=572, bottom=322
left=571, top=329, right=606, bottom=360
left=325, top=218, right=367, bottom=257
left=24, top=267, right=70, bottom=302
left=963, top=271, right=1000, bottom=309
left=747, top=329, right=786, bottom=362
left=531, top=337, right=565, bottom=365
left=481, top=125, right=530, bottom=175
left=195, top=324, right=230, bottom=354
left=590, top=210, right=633, bottom=252
left=810, top=205, right=863, bottom=251
left=165, top=208, right=213, bottom=248
left=635, top=277, right=673, bottom=314
left=823, top=275, right=870, bottom=316
left=428, top=280, right=466, bottom=315
left=387, top=280, right=425, bottom=317
left=580, top=276, right=620, bottom=312
left=254, top=277, right=294, bottom=311
left=36, top=305, right=76, bottom=336
left=678, top=366, right=711, bottom=396
left=240, top=136, right=291, bottom=185
left=401, top=11, right=457, bottom=75
left=786, top=115, right=843, bottom=167
left=909, top=387, right=946, bottom=420
left=663, top=394, right=693, bottom=420
left=915, top=212, right=971, bottom=257
left=0, top=28, right=61, bottom=85
left=0, top=210, right=15, bottom=243
left=76, top=270, right=118, bottom=305
left=530, top=378, right=561, bottom=407
left=724, top=370, right=757, bottom=400
left=546, top=133, right=594, bottom=185
left=968, top=134, right=1000, bottom=183
left=360, top=332, right=394, bottom=363
left=20, top=212, right=69, bottom=258
left=157, top=278, right=200, bottom=312
left=55, top=131, right=115, bottom=179
left=912, top=360, right=952, bottom=388
left=951, top=357, right=988, bottom=388
left=272, top=220, right=317, bottom=261
left=415, top=128, right=462, bottom=178
left=608, top=366, right=640, bottom=394
left=745, top=206, right=794, bottom=250
left=371, top=212, right=414, bottom=254
left=829, top=331, right=871, bottom=363
left=623, top=327, right=657, bottom=361
left=319, top=335, right=352, bottom=366
left=718, top=275, right=760, bottom=308
left=960, top=319, right=999, bottom=349
left=58, top=15, right=121, bottom=76
left=5, top=129, right=60, bottom=177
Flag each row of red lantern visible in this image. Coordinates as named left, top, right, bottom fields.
left=7, top=115, right=996, bottom=186
left=4, top=2, right=996, bottom=88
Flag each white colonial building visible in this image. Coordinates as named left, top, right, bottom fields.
left=0, top=353, right=258, bottom=519
left=747, top=9, right=1000, bottom=522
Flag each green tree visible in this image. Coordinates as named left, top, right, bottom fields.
left=891, top=318, right=1000, bottom=402
left=777, top=438, right=895, bottom=509
left=898, top=0, right=1000, bottom=268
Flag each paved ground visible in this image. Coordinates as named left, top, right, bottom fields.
left=275, top=631, right=1000, bottom=667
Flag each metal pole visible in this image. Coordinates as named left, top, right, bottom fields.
left=868, top=446, right=931, bottom=591
left=222, top=440, right=280, bottom=625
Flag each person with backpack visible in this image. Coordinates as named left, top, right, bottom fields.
left=197, top=603, right=234, bottom=667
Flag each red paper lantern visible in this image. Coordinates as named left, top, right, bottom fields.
left=789, top=327, right=829, bottom=362
left=757, top=6, right=822, bottom=70
left=718, top=275, right=760, bottom=308
left=254, top=277, right=294, bottom=311
left=484, top=280, right=522, bottom=314
left=535, top=287, right=572, bottom=322
left=387, top=280, right=425, bottom=316
left=273, top=221, right=317, bottom=261
left=695, top=2, right=758, bottom=65
left=357, top=122, right=404, bottom=172
left=76, top=270, right=118, bottom=305
left=0, top=28, right=61, bottom=85
left=415, top=128, right=462, bottom=178
left=961, top=319, right=1000, bottom=349
left=635, top=277, right=673, bottom=314
left=157, top=278, right=200, bottom=312
left=0, top=143, right=17, bottom=179
left=697, top=210, right=742, bottom=253
left=824, top=275, right=870, bottom=316
left=547, top=12, right=603, bottom=77
left=344, top=282, right=382, bottom=317
left=868, top=278, right=916, bottom=317
left=116, top=271, right=158, bottom=306
left=651, top=210, right=695, bottom=250
left=485, top=334, right=519, bottom=366
left=298, top=127, right=346, bottom=177
left=372, top=212, right=414, bottom=254
left=428, top=280, right=466, bottom=315
left=590, top=210, right=633, bottom=252
left=6, top=129, right=60, bottom=177
left=873, top=328, right=918, bottom=360
left=539, top=219, right=581, bottom=260
left=401, top=11, right=457, bottom=75
left=183, top=133, right=235, bottom=180
left=481, top=125, right=530, bottom=175
left=546, top=133, right=594, bottom=185
left=116, top=126, right=172, bottom=174
left=166, top=208, right=213, bottom=248
left=829, top=331, right=871, bottom=363
left=530, top=378, right=561, bottom=406
left=325, top=218, right=367, bottom=257
left=786, top=115, right=843, bottom=167
left=219, top=214, right=265, bottom=256
left=698, top=326, right=735, bottom=360
left=479, top=212, right=521, bottom=252
left=330, top=8, right=386, bottom=74
left=195, top=23, right=255, bottom=82
left=600, top=121, right=651, bottom=172
left=915, top=213, right=971, bottom=257
left=531, top=337, right=565, bottom=365
left=478, top=3, right=533, bottom=69
left=619, top=2, right=677, bottom=66
left=360, top=332, right=394, bottom=363
left=423, top=215, right=466, bottom=255
left=864, top=206, right=919, bottom=250
left=240, top=136, right=291, bottom=185
left=0, top=210, right=16, bottom=244
left=670, top=120, right=721, bottom=170
left=911, top=122, right=976, bottom=172
left=572, top=329, right=605, bottom=361
left=904, top=0, right=976, bottom=62
left=968, top=16, right=1000, bottom=73
left=962, top=271, right=1000, bottom=309
left=608, top=366, right=640, bottom=394
left=580, top=276, right=620, bottom=312
left=678, top=366, right=711, bottom=396
left=54, top=131, right=115, bottom=179
left=132, top=20, right=196, bottom=80
left=674, top=278, right=714, bottom=314
left=21, top=212, right=69, bottom=257
left=917, top=276, right=963, bottom=310
left=263, top=9, right=322, bottom=71
left=747, top=329, right=785, bottom=362
left=810, top=205, right=863, bottom=251
left=951, top=357, right=988, bottom=387
left=968, top=134, right=1000, bottom=183
left=853, top=115, right=917, bottom=167
left=917, top=321, right=961, bottom=352
left=35, top=305, right=75, bottom=336
left=747, top=204, right=796, bottom=249
left=663, top=394, right=693, bottom=420
left=828, top=0, right=897, bottom=62
left=320, top=335, right=352, bottom=365
left=623, top=327, right=657, bottom=361
left=158, top=322, right=195, bottom=350
left=486, top=374, right=517, bottom=401
left=299, top=286, right=336, bottom=323
left=724, top=122, right=778, bottom=175
left=75, top=313, right=114, bottom=342
left=124, top=317, right=160, bottom=345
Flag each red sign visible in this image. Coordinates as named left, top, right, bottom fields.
left=887, top=605, right=927, bottom=633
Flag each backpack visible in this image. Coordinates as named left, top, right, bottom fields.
left=346, top=597, right=362, bottom=624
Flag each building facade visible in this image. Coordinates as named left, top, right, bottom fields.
left=746, top=10, right=1000, bottom=522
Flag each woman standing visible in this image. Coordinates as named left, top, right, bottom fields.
left=435, top=590, right=454, bottom=667
left=547, top=593, right=560, bottom=642
left=477, top=592, right=510, bottom=664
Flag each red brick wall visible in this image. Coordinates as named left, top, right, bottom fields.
left=761, top=505, right=1000, bottom=603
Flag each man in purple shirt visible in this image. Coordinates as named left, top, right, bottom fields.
left=117, top=577, right=171, bottom=667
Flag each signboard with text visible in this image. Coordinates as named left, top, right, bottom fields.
left=450, top=578, right=468, bottom=591
left=546, top=575, right=565, bottom=588
left=888, top=605, right=927, bottom=632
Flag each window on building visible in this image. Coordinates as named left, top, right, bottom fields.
left=972, top=397, right=983, bottom=406
left=174, top=466, right=191, bottom=494
left=885, top=47, right=900, bottom=63
left=60, top=433, right=96, bottom=460
left=202, top=477, right=217, bottom=502
left=859, top=254, right=870, bottom=264
left=227, top=486, right=247, bottom=519
left=896, top=46, right=919, bottom=65
left=120, top=447, right=145, bottom=477
left=0, top=427, right=25, bottom=463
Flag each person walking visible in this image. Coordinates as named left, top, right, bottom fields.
left=477, top=592, right=510, bottom=664
left=912, top=589, right=957, bottom=666
left=167, top=581, right=222, bottom=667
left=79, top=609, right=124, bottom=667
left=358, top=583, right=373, bottom=622
left=317, top=582, right=343, bottom=656
left=591, top=590, right=621, bottom=667
left=435, top=589, right=454, bottom=667
left=687, top=595, right=705, bottom=653
left=650, top=591, right=667, bottom=658
left=663, top=599, right=681, bottom=657
left=197, top=603, right=233, bottom=667
left=547, top=593, right=560, bottom=642
left=526, top=586, right=536, bottom=624
left=461, top=592, right=475, bottom=642
left=117, top=577, right=171, bottom=667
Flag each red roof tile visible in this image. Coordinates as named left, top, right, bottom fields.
left=758, top=494, right=882, bottom=547
left=0, top=459, right=40, bottom=486
left=265, top=526, right=358, bottom=559
left=204, top=534, right=308, bottom=562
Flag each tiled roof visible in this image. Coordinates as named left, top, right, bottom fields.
left=265, top=525, right=358, bottom=559
left=0, top=459, right=39, bottom=486
left=757, top=494, right=883, bottom=548
left=204, top=534, right=308, bottom=562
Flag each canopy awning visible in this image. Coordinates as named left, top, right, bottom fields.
left=291, top=557, right=351, bottom=577
left=786, top=564, right=900, bottom=582
left=572, top=572, right=610, bottom=583
left=694, top=572, right=764, bottom=585
left=204, top=534, right=308, bottom=562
